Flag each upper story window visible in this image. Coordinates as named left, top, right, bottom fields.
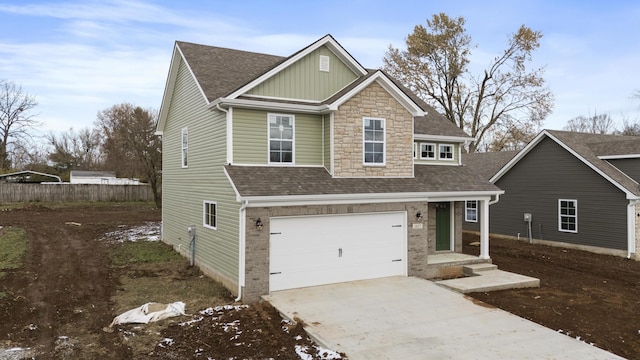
left=413, top=143, right=417, bottom=159
left=420, top=143, right=436, bottom=160
left=465, top=201, right=478, bottom=222
left=269, top=114, right=294, bottom=164
left=203, top=201, right=217, bottom=230
left=438, top=144, right=454, bottom=160
left=181, top=127, right=188, bottom=168
left=559, top=199, right=577, bottom=233
left=363, top=118, right=385, bottom=165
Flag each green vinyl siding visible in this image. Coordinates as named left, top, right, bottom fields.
left=323, top=114, right=331, bottom=172
left=233, top=108, right=323, bottom=165
left=246, top=45, right=358, bottom=101
left=413, top=142, right=461, bottom=165
left=161, top=58, right=240, bottom=285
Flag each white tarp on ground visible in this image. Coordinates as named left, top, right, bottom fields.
left=110, top=302, right=186, bottom=327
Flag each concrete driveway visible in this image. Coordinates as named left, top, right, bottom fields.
left=264, top=276, right=622, bottom=359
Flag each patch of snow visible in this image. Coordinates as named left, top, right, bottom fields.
left=179, top=316, right=204, bottom=326
left=295, top=345, right=313, bottom=360
left=158, top=338, right=174, bottom=348
left=101, top=222, right=161, bottom=242
left=294, top=335, right=302, bottom=341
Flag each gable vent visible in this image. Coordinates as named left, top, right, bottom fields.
left=319, top=55, right=330, bottom=72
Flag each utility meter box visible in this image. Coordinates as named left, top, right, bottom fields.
left=524, top=213, right=532, bottom=222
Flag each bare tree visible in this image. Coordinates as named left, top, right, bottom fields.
left=0, top=80, right=39, bottom=170
left=47, top=127, right=102, bottom=174
left=563, top=112, right=616, bottom=134
left=383, top=13, right=554, bottom=152
left=616, top=116, right=640, bottom=136
left=96, top=103, right=162, bottom=207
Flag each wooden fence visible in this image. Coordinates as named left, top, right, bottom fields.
left=0, top=183, right=155, bottom=203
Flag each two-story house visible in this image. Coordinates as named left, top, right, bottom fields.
left=156, top=35, right=503, bottom=302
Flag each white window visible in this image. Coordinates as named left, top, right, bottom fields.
left=465, top=201, right=478, bottom=222
left=559, top=199, right=577, bottom=233
left=439, top=144, right=454, bottom=160
left=363, top=118, right=385, bottom=165
left=420, top=143, right=436, bottom=160
left=413, top=143, right=417, bottom=159
left=269, top=114, right=294, bottom=164
left=203, top=201, right=217, bottom=230
left=181, top=127, right=188, bottom=168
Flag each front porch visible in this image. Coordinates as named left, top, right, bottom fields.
left=423, top=252, right=491, bottom=279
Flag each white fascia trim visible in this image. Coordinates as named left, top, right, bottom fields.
left=241, top=93, right=321, bottom=104
left=327, top=72, right=426, bottom=117
left=210, top=98, right=329, bottom=114
left=490, top=130, right=546, bottom=183
left=239, top=190, right=504, bottom=208
left=413, top=134, right=475, bottom=142
left=599, top=154, right=640, bottom=159
left=223, top=167, right=243, bottom=202
left=491, top=130, right=640, bottom=199
left=156, top=45, right=182, bottom=135
left=226, top=35, right=367, bottom=100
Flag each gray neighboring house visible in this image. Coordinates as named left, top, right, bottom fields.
left=156, top=34, right=503, bottom=302
left=463, top=130, right=640, bottom=259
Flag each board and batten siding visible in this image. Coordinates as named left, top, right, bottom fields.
left=491, top=137, right=628, bottom=250
left=161, top=58, right=240, bottom=290
left=232, top=108, right=323, bottom=166
left=246, top=45, right=358, bottom=101
left=606, top=158, right=640, bottom=183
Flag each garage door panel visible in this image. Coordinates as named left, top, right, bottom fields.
left=269, top=212, right=406, bottom=292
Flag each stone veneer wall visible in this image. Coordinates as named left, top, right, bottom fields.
left=332, top=81, right=413, bottom=177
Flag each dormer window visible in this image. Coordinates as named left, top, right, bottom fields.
left=269, top=114, right=294, bottom=164
left=439, top=144, right=454, bottom=160
left=420, top=143, right=436, bottom=160
left=363, top=118, right=385, bottom=165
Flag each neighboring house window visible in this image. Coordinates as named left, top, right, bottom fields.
left=439, top=144, right=454, bottom=160
left=465, top=201, right=478, bottom=222
left=181, top=127, right=188, bottom=168
left=269, top=114, right=294, bottom=164
left=413, top=143, right=417, bottom=159
left=203, top=201, right=217, bottom=230
left=559, top=199, right=577, bottom=233
left=363, top=118, right=385, bottom=164
left=420, top=143, right=436, bottom=160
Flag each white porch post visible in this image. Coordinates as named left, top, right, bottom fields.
left=480, top=199, right=490, bottom=260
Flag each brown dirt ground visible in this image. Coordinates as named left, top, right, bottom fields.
left=463, top=232, right=640, bottom=359
left=1, top=203, right=637, bottom=359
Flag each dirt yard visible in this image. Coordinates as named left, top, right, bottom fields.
left=0, top=203, right=637, bottom=359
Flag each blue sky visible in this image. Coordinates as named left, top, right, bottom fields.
left=1, top=0, right=639, bottom=136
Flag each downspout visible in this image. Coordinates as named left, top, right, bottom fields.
left=627, top=200, right=638, bottom=259
left=216, top=104, right=232, bottom=165
left=235, top=200, right=248, bottom=302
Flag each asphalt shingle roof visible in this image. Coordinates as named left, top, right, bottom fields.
left=461, top=151, right=518, bottom=181
left=225, top=164, right=500, bottom=198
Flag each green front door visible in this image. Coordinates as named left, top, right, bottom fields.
left=435, top=202, right=451, bottom=251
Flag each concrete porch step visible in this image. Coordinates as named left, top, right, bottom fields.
left=435, top=269, right=540, bottom=294
left=463, top=263, right=498, bottom=276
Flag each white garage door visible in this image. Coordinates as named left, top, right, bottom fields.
left=269, top=212, right=406, bottom=292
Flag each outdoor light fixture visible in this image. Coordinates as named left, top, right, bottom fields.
left=255, top=218, right=263, bottom=230
left=416, top=211, right=423, bottom=221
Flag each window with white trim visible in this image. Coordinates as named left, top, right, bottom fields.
left=363, top=118, right=385, bottom=164
left=439, top=144, right=454, bottom=160
left=420, top=143, right=436, bottom=160
left=465, top=201, right=478, bottom=222
left=181, top=127, right=188, bottom=168
left=413, top=143, right=417, bottom=159
left=268, top=114, right=294, bottom=164
left=559, top=199, right=577, bottom=233
left=203, top=201, right=217, bottom=230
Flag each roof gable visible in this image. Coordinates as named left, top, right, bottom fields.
left=245, top=44, right=359, bottom=102
left=491, top=130, right=640, bottom=199
left=226, top=35, right=368, bottom=100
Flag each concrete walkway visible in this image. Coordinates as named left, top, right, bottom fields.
left=435, top=263, right=540, bottom=293
left=264, top=277, right=622, bottom=359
